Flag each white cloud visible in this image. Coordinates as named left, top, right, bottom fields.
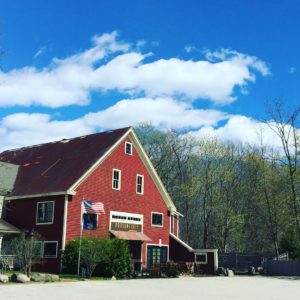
left=204, top=48, right=270, bottom=76
left=83, top=97, right=228, bottom=129
left=1, top=102, right=295, bottom=154
left=0, top=113, right=91, bottom=151
left=289, top=67, right=296, bottom=74
left=0, top=32, right=270, bottom=108
left=0, top=97, right=228, bottom=151
left=34, top=46, right=47, bottom=59
left=187, top=115, right=283, bottom=149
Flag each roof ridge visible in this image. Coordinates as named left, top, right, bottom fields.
left=0, top=127, right=132, bottom=154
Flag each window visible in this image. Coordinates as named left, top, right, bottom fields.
left=170, top=214, right=174, bottom=234
left=195, top=253, right=207, bottom=264
left=136, top=174, right=144, bottom=194
left=151, top=212, right=163, bottom=227
left=36, top=201, right=54, bottom=224
left=83, top=213, right=97, bottom=230
left=43, top=241, right=58, bottom=258
left=125, top=142, right=132, bottom=155
left=112, top=169, right=121, bottom=190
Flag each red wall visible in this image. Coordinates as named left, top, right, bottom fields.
left=5, top=195, right=65, bottom=273
left=66, top=137, right=172, bottom=266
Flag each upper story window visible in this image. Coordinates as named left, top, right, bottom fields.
left=136, top=174, right=144, bottom=194
left=112, top=169, right=121, bottom=190
left=36, top=201, right=54, bottom=224
left=151, top=212, right=163, bottom=227
left=83, top=213, right=98, bottom=230
left=125, top=142, right=132, bottom=155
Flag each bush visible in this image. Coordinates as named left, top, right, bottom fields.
left=95, top=238, right=133, bottom=279
left=62, top=237, right=103, bottom=277
left=165, top=261, right=179, bottom=278
left=62, top=237, right=133, bottom=279
left=61, top=238, right=81, bottom=274
left=280, top=227, right=300, bottom=260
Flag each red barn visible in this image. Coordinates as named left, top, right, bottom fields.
left=0, top=127, right=217, bottom=274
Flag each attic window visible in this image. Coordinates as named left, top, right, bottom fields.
left=125, top=142, right=132, bottom=155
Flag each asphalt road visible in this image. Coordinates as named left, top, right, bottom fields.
left=1, top=276, right=299, bottom=300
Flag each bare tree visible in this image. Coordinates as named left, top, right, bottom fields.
left=266, top=99, right=300, bottom=239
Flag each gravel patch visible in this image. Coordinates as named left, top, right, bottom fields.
left=0, top=276, right=299, bottom=300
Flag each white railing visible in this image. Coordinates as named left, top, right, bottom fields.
left=0, top=255, right=15, bottom=272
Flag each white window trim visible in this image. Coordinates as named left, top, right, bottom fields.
left=43, top=241, right=58, bottom=258
left=195, top=252, right=208, bottom=264
left=136, top=174, right=144, bottom=195
left=125, top=141, right=133, bottom=155
left=36, top=201, right=55, bottom=225
left=145, top=243, right=169, bottom=267
left=151, top=212, right=164, bottom=228
left=109, top=210, right=143, bottom=231
left=112, top=168, right=121, bottom=190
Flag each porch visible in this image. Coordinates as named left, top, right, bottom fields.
left=0, top=218, right=21, bottom=272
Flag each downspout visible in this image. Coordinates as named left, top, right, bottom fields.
left=60, top=194, right=69, bottom=273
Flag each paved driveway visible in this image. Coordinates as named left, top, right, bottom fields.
left=1, top=276, right=299, bottom=300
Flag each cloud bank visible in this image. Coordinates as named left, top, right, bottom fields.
left=0, top=31, right=269, bottom=108
left=0, top=31, right=278, bottom=152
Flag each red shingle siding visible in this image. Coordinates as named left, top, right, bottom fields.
left=5, top=195, right=65, bottom=273
left=66, top=137, right=171, bottom=266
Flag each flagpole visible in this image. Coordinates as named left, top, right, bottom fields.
left=77, top=198, right=84, bottom=276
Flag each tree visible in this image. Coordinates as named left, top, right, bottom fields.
left=266, top=100, right=300, bottom=240
left=6, top=231, right=42, bottom=276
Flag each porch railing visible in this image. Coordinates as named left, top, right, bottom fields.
left=0, top=255, right=15, bottom=272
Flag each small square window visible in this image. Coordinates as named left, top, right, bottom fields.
left=195, top=253, right=207, bottom=264
left=43, top=241, right=58, bottom=258
left=125, top=142, right=132, bottom=155
left=112, top=169, right=121, bottom=190
left=152, top=213, right=163, bottom=227
left=36, top=201, right=54, bottom=224
left=83, top=213, right=97, bottom=230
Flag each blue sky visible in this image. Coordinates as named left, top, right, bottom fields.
left=0, top=0, right=299, bottom=150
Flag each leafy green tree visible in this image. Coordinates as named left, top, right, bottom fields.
left=280, top=227, right=300, bottom=260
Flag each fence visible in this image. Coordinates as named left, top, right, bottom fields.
left=218, top=253, right=274, bottom=270
left=263, top=260, right=300, bottom=276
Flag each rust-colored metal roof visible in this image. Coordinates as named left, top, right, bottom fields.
left=0, top=127, right=130, bottom=196
left=110, top=230, right=152, bottom=242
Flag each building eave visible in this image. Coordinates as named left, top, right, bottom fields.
left=170, top=233, right=194, bottom=252
left=5, top=190, right=76, bottom=200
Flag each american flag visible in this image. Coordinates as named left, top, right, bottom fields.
left=82, top=200, right=105, bottom=215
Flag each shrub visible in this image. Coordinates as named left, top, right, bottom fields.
left=165, top=261, right=179, bottom=278
left=280, top=227, right=300, bottom=260
left=62, top=237, right=133, bottom=279
left=96, top=238, right=133, bottom=279
left=62, top=237, right=104, bottom=277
